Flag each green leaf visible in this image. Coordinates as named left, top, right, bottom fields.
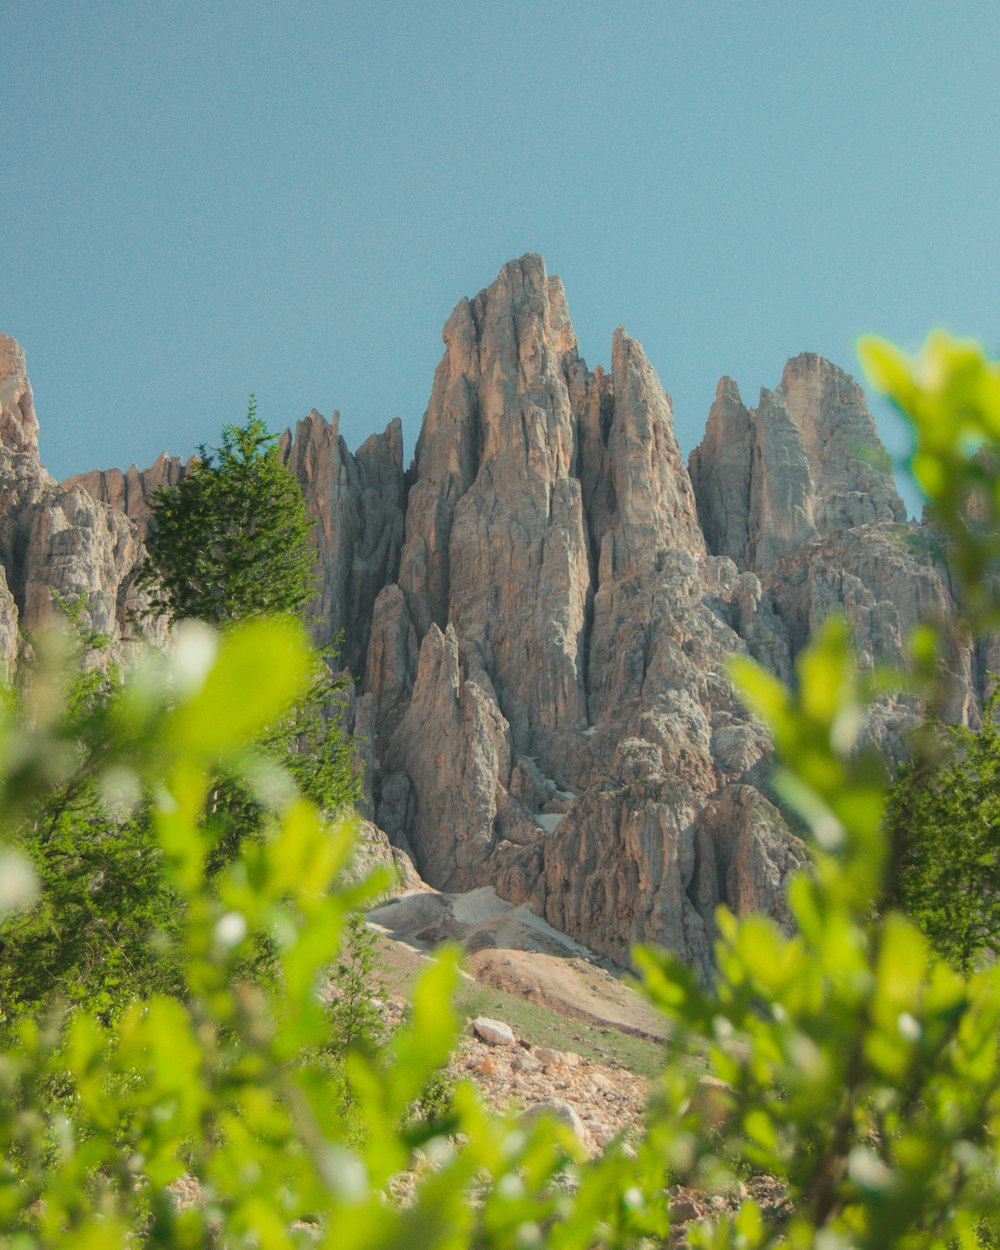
left=166, top=616, right=311, bottom=758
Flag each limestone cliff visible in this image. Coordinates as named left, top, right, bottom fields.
left=280, top=410, right=405, bottom=673
left=366, top=256, right=807, bottom=975
left=0, top=333, right=151, bottom=662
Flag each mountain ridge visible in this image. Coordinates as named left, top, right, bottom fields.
left=0, top=253, right=977, bottom=977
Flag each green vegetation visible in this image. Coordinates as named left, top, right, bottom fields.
left=0, top=618, right=668, bottom=1248
left=0, top=332, right=998, bottom=1246
left=138, top=396, right=359, bottom=822
left=138, top=395, right=315, bottom=626
left=883, top=689, right=1000, bottom=974
left=1, top=402, right=359, bottom=1031
left=454, top=979, right=670, bottom=1082
left=326, top=915, right=389, bottom=1055
left=0, top=604, right=182, bottom=1025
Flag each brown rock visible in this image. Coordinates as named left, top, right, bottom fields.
left=10, top=254, right=983, bottom=985
left=364, top=260, right=810, bottom=974
left=281, top=410, right=405, bottom=671
left=0, top=334, right=150, bottom=650
left=63, top=453, right=186, bottom=538
left=0, top=565, right=18, bottom=680
left=777, top=352, right=905, bottom=533
left=600, top=327, right=705, bottom=580
left=690, top=354, right=905, bottom=573
left=0, top=334, right=40, bottom=458
left=378, top=623, right=517, bottom=891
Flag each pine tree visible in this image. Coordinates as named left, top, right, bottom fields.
left=139, top=395, right=315, bottom=626
left=139, top=396, right=360, bottom=823
left=884, top=691, right=1000, bottom=973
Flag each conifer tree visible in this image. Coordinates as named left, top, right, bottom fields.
left=884, top=691, right=1000, bottom=974
left=139, top=396, right=315, bottom=626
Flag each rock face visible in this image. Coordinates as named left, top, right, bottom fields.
left=3, top=253, right=981, bottom=977
left=0, top=333, right=150, bottom=662
left=361, top=256, right=974, bottom=977
left=689, top=355, right=905, bottom=571
left=67, top=409, right=406, bottom=675
left=63, top=454, right=186, bottom=538
left=688, top=351, right=971, bottom=736
left=280, top=410, right=405, bottom=672
left=366, top=255, right=811, bottom=977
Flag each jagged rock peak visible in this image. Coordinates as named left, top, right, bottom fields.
left=776, top=352, right=905, bottom=531
left=0, top=333, right=40, bottom=458
left=398, top=252, right=586, bottom=642
left=688, top=377, right=754, bottom=565
left=600, top=326, right=706, bottom=578
left=280, top=407, right=405, bottom=672
left=62, top=452, right=187, bottom=537
left=0, top=334, right=151, bottom=648
left=690, top=352, right=904, bottom=571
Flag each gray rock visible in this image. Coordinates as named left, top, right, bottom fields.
left=472, top=1017, right=516, bottom=1046
left=281, top=410, right=405, bottom=672
left=519, top=1098, right=589, bottom=1141
left=0, top=333, right=151, bottom=652
left=63, top=453, right=186, bottom=538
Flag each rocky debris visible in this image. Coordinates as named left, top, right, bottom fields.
left=458, top=1027, right=647, bottom=1155
left=665, top=1177, right=791, bottom=1248
left=466, top=948, right=669, bottom=1042
left=368, top=885, right=594, bottom=961
left=532, top=1046, right=581, bottom=1069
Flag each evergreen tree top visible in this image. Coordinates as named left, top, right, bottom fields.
left=139, top=396, right=316, bottom=627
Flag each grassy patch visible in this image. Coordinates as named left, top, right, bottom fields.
left=371, top=930, right=706, bottom=1081
left=454, top=979, right=670, bottom=1080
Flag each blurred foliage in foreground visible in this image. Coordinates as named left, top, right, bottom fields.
left=0, top=330, right=998, bottom=1247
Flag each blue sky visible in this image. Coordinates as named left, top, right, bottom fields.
left=3, top=1, right=998, bottom=503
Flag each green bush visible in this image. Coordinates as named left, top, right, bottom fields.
left=0, top=606, right=183, bottom=1026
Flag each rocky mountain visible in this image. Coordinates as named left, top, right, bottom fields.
left=0, top=254, right=977, bottom=978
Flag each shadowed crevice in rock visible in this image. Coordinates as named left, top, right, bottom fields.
left=280, top=410, right=405, bottom=674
